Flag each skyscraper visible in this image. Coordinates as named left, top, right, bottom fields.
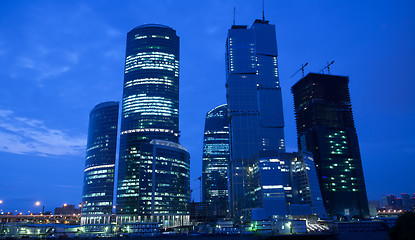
left=116, top=24, right=190, bottom=227
left=291, top=73, right=369, bottom=217
left=201, top=104, right=230, bottom=219
left=225, top=19, right=285, bottom=220
left=81, top=101, right=119, bottom=228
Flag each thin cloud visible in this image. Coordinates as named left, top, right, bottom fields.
left=0, top=110, right=86, bottom=157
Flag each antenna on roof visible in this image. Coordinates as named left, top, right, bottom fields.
left=262, top=0, right=265, bottom=21
left=320, top=61, right=335, bottom=75
left=233, top=7, right=236, bottom=25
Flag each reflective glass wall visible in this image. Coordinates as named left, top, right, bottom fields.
left=116, top=24, right=189, bottom=224
left=201, top=104, right=230, bottom=219
left=81, top=101, right=119, bottom=225
left=225, top=20, right=285, bottom=220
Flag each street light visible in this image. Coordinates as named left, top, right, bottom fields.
left=35, top=201, right=44, bottom=214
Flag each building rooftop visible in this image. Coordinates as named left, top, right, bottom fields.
left=90, top=101, right=119, bottom=115
left=132, top=24, right=172, bottom=30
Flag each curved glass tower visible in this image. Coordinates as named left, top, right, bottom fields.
left=81, top=101, right=119, bottom=227
left=116, top=24, right=189, bottom=227
left=121, top=24, right=179, bottom=143
left=201, top=104, right=230, bottom=219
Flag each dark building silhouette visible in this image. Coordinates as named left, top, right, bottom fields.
left=291, top=73, right=369, bottom=217
left=116, top=24, right=190, bottom=227
left=226, top=19, right=285, bottom=220
left=201, top=104, right=230, bottom=219
left=81, top=101, right=119, bottom=225
left=55, top=204, right=81, bottom=216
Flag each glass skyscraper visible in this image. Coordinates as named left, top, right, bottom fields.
left=81, top=101, right=119, bottom=228
left=225, top=19, right=285, bottom=220
left=291, top=73, right=369, bottom=217
left=201, top=104, right=230, bottom=219
left=116, top=24, right=190, bottom=227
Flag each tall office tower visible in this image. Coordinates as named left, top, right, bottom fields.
left=81, top=101, right=119, bottom=228
left=225, top=19, right=285, bottom=220
left=291, top=73, right=369, bottom=217
left=201, top=104, right=230, bottom=219
left=116, top=24, right=190, bottom=227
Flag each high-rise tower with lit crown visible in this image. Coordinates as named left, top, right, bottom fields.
left=116, top=24, right=190, bottom=227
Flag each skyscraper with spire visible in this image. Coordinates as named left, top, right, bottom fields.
left=225, top=18, right=285, bottom=220
left=116, top=24, right=190, bottom=227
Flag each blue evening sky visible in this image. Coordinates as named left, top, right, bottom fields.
left=0, top=0, right=414, bottom=213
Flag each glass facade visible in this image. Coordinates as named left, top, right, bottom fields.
left=201, top=104, right=230, bottom=219
left=288, top=152, right=327, bottom=218
left=225, top=20, right=285, bottom=220
left=116, top=24, right=189, bottom=226
left=117, top=140, right=190, bottom=227
left=81, top=101, right=119, bottom=225
left=251, top=151, right=289, bottom=220
left=291, top=73, right=369, bottom=217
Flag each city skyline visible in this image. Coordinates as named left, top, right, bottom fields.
left=0, top=0, right=414, bottom=213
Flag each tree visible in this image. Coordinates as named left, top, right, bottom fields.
left=389, top=212, right=415, bottom=240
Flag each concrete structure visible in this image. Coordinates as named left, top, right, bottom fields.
left=292, top=73, right=369, bottom=217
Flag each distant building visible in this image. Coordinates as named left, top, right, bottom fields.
left=385, top=195, right=397, bottom=209
left=401, top=193, right=413, bottom=210
left=226, top=19, right=285, bottom=221
left=381, top=195, right=388, bottom=208
left=201, top=104, right=230, bottom=220
left=81, top=101, right=119, bottom=226
left=55, top=204, right=81, bottom=216
left=395, top=198, right=403, bottom=210
left=368, top=200, right=381, bottom=217
left=291, top=73, right=369, bottom=217
left=116, top=24, right=189, bottom=227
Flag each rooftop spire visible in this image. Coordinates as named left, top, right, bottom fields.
left=262, top=0, right=265, bottom=21
left=233, top=6, right=236, bottom=25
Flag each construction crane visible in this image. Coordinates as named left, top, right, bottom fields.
left=290, top=62, right=309, bottom=78
left=320, top=61, right=335, bottom=75
left=190, top=176, right=202, bottom=202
